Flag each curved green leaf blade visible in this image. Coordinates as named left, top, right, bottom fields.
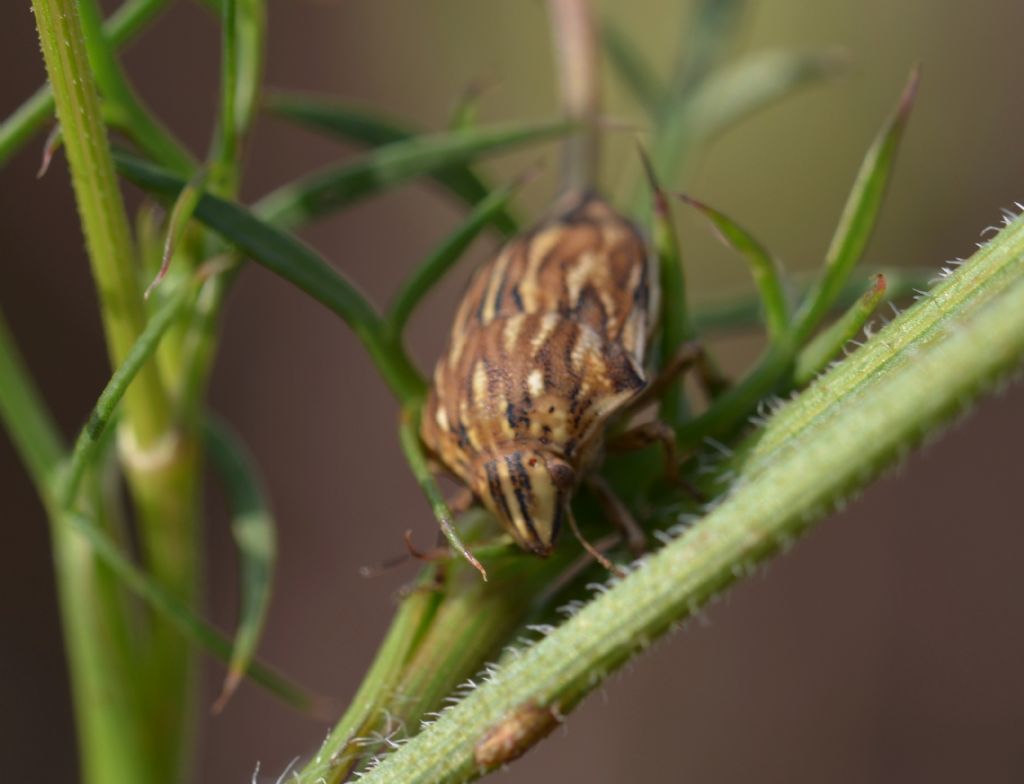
left=691, top=267, right=935, bottom=334
left=204, top=417, right=277, bottom=713
left=793, top=272, right=887, bottom=386
left=253, top=119, right=568, bottom=230
left=601, top=22, right=666, bottom=113
left=65, top=511, right=318, bottom=712
left=62, top=285, right=190, bottom=508
left=114, top=150, right=425, bottom=403
left=685, top=49, right=843, bottom=146
left=387, top=170, right=532, bottom=336
left=265, top=92, right=520, bottom=236
left=678, top=194, right=789, bottom=340
left=792, top=66, right=919, bottom=343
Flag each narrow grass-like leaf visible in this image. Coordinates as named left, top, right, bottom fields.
left=209, top=0, right=264, bottom=194
left=266, top=92, right=520, bottom=236
left=678, top=194, right=789, bottom=340
left=204, top=417, right=277, bottom=713
left=253, top=119, right=568, bottom=230
left=399, top=405, right=487, bottom=580
left=387, top=171, right=532, bottom=336
left=637, top=147, right=691, bottom=422
left=691, top=266, right=935, bottom=334
left=232, top=0, right=264, bottom=141
left=144, top=173, right=206, bottom=299
left=64, top=511, right=317, bottom=711
left=792, top=66, right=919, bottom=343
left=684, top=49, right=842, bottom=145
left=61, top=285, right=190, bottom=508
left=639, top=0, right=746, bottom=197
left=0, top=312, right=64, bottom=498
left=0, top=0, right=167, bottom=168
left=793, top=273, right=886, bottom=386
left=447, top=80, right=492, bottom=132
left=601, top=22, right=666, bottom=113
left=114, top=151, right=425, bottom=402
left=77, top=0, right=194, bottom=176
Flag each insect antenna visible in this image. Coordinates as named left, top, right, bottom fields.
left=566, top=507, right=625, bottom=578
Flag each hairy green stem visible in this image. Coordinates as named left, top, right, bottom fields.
left=31, top=0, right=200, bottom=779
left=359, top=215, right=1024, bottom=783
left=0, top=0, right=167, bottom=167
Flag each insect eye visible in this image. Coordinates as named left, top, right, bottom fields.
left=548, top=461, right=575, bottom=489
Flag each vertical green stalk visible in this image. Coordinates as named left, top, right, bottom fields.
left=31, top=0, right=199, bottom=780
left=30, top=0, right=168, bottom=445
left=1, top=307, right=150, bottom=784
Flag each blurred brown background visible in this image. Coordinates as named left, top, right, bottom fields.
left=2, top=0, right=1023, bottom=781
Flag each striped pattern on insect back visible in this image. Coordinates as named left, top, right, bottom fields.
left=421, top=313, right=644, bottom=513
left=420, top=190, right=656, bottom=553
left=449, top=192, right=654, bottom=368
left=424, top=312, right=645, bottom=466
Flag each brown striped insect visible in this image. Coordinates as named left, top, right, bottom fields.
left=415, top=0, right=700, bottom=571
left=420, top=189, right=691, bottom=564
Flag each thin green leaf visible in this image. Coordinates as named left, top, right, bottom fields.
left=253, top=119, right=568, bottom=230
left=232, top=0, right=264, bottom=142
left=61, top=285, right=190, bottom=508
left=678, top=194, right=789, bottom=341
left=209, top=0, right=264, bottom=194
left=144, top=172, right=206, bottom=299
left=77, top=0, right=195, bottom=175
left=670, top=0, right=747, bottom=95
left=792, top=66, right=919, bottom=344
left=637, top=146, right=692, bottom=422
left=266, top=91, right=520, bottom=236
left=387, top=170, right=533, bottom=336
left=793, top=273, right=887, bottom=387
left=204, top=417, right=277, bottom=713
left=600, top=22, right=666, bottom=113
left=0, top=311, right=64, bottom=499
left=65, top=511, right=318, bottom=712
left=691, top=266, right=937, bottom=334
left=447, top=80, right=491, bottom=131
left=399, top=406, right=487, bottom=580
left=114, top=151, right=426, bottom=403
left=265, top=91, right=412, bottom=147
left=685, top=48, right=843, bottom=146
left=637, top=0, right=746, bottom=199
left=0, top=0, right=167, bottom=168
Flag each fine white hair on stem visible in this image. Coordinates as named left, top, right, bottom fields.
left=546, top=0, right=600, bottom=192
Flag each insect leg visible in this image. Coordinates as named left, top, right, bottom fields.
left=584, top=474, right=647, bottom=556
left=607, top=420, right=704, bottom=501
left=627, top=341, right=728, bottom=414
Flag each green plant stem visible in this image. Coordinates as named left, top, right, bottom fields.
left=76, top=0, right=195, bottom=175
left=31, top=1, right=199, bottom=780
left=0, top=0, right=167, bottom=167
left=62, top=286, right=190, bottom=507
left=359, top=215, right=1024, bottom=784
left=31, top=0, right=169, bottom=447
